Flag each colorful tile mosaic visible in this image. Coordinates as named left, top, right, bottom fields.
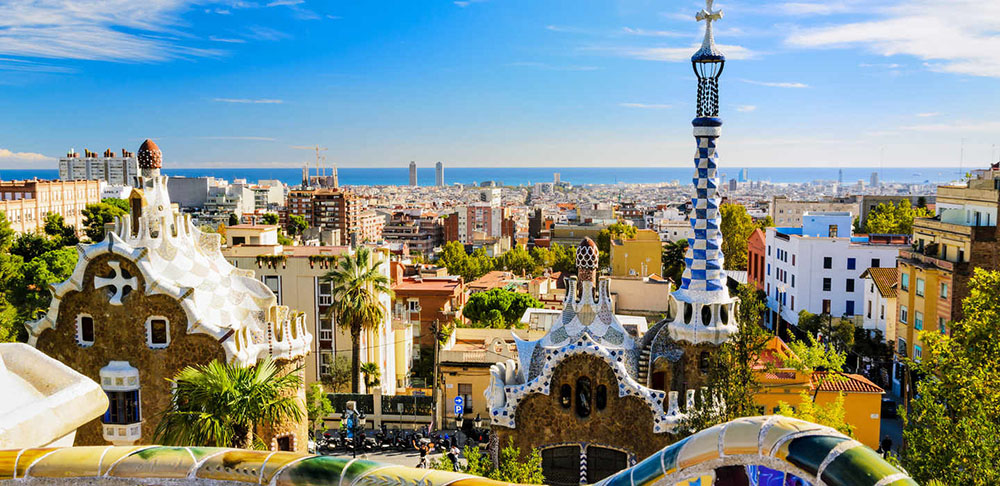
left=0, top=417, right=915, bottom=486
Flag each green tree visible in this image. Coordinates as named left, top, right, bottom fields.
left=900, top=269, right=1000, bottom=485
left=154, top=358, right=304, bottom=449
left=683, top=284, right=770, bottom=432
left=43, top=213, right=79, bottom=247
left=10, top=232, right=57, bottom=261
left=0, top=211, right=22, bottom=342
left=360, top=362, right=381, bottom=390
left=81, top=201, right=128, bottom=242
left=437, top=241, right=495, bottom=282
left=320, top=355, right=353, bottom=392
left=784, top=333, right=847, bottom=402
left=322, top=247, right=392, bottom=393
left=8, top=247, right=77, bottom=330
left=596, top=222, right=637, bottom=268
left=529, top=246, right=554, bottom=271
left=865, top=199, right=932, bottom=235
left=434, top=440, right=544, bottom=484
left=305, top=383, right=334, bottom=431
left=228, top=213, right=240, bottom=226
left=720, top=203, right=755, bottom=271
left=262, top=213, right=279, bottom=225
left=661, top=239, right=688, bottom=286
left=549, top=243, right=577, bottom=275
left=797, top=310, right=854, bottom=354
left=462, top=288, right=542, bottom=328
left=776, top=391, right=854, bottom=437
left=287, top=214, right=309, bottom=236
left=499, top=244, right=535, bottom=276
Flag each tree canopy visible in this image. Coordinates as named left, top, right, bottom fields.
left=305, top=382, right=334, bottom=431
left=661, top=239, right=688, bottom=286
left=81, top=199, right=128, bottom=242
left=262, top=213, right=279, bottom=225
left=901, top=269, right=1000, bottom=484
left=797, top=310, right=855, bottom=354
left=437, top=241, right=496, bottom=282
left=462, top=288, right=542, bottom=328
left=434, top=440, right=544, bottom=484
left=719, top=203, right=771, bottom=271
left=864, top=199, right=932, bottom=235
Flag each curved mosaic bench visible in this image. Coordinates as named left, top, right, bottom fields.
left=0, top=417, right=914, bottom=486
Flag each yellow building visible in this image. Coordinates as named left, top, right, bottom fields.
left=755, top=338, right=884, bottom=449
left=438, top=328, right=545, bottom=426
left=897, top=168, right=1000, bottom=367
left=609, top=229, right=663, bottom=277
left=223, top=225, right=408, bottom=393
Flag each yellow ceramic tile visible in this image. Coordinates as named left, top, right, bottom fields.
left=0, top=450, right=20, bottom=480
left=14, top=448, right=57, bottom=478
left=259, top=451, right=308, bottom=484
left=196, top=449, right=273, bottom=483
left=99, top=446, right=149, bottom=475
left=25, top=446, right=108, bottom=478
left=721, top=418, right=764, bottom=456
left=676, top=424, right=723, bottom=470
left=448, top=477, right=514, bottom=486
left=107, top=446, right=196, bottom=479
left=760, top=417, right=824, bottom=457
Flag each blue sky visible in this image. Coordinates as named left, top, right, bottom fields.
left=1, top=0, right=999, bottom=169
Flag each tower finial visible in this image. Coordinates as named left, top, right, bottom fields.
left=695, top=0, right=723, bottom=54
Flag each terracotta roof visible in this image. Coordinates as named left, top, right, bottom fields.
left=860, top=267, right=898, bottom=297
left=812, top=372, right=884, bottom=394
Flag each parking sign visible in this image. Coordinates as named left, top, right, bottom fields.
left=454, top=404, right=464, bottom=415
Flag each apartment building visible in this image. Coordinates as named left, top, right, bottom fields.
left=609, top=229, right=663, bottom=277
left=382, top=212, right=444, bottom=257
left=764, top=212, right=909, bottom=329
left=283, top=188, right=382, bottom=246
left=770, top=195, right=858, bottom=227
left=58, top=148, right=138, bottom=186
left=0, top=179, right=101, bottom=234
left=224, top=227, right=402, bottom=393
left=389, top=262, right=466, bottom=356
left=860, top=267, right=898, bottom=346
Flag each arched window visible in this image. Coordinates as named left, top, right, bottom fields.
left=595, top=384, right=607, bottom=410
left=76, top=314, right=94, bottom=346
left=145, top=317, right=170, bottom=348
left=559, top=384, right=572, bottom=408
left=699, top=351, right=711, bottom=374
left=701, top=305, right=712, bottom=327
left=575, top=377, right=592, bottom=418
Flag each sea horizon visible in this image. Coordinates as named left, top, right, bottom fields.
left=0, top=166, right=966, bottom=188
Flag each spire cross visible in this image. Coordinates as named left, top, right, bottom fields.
left=696, top=0, right=723, bottom=24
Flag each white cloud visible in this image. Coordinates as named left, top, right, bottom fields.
left=736, top=105, right=757, bottom=112
left=622, top=27, right=684, bottom=38
left=898, top=121, right=1000, bottom=132
left=0, top=1, right=222, bottom=62
left=209, top=36, right=246, bottom=44
left=619, top=103, right=672, bottom=109
left=780, top=2, right=859, bottom=15
left=859, top=62, right=901, bottom=68
left=786, top=0, right=1000, bottom=78
left=199, top=136, right=277, bottom=141
left=915, top=112, right=940, bottom=117
left=0, top=57, right=75, bottom=73
left=213, top=98, right=284, bottom=104
left=266, top=0, right=303, bottom=6
left=0, top=148, right=51, bottom=161
left=741, top=79, right=808, bottom=88
left=507, top=61, right=600, bottom=71
left=603, top=43, right=755, bottom=62
left=454, top=0, right=487, bottom=6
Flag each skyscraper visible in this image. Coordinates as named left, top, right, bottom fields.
left=409, top=161, right=417, bottom=186
left=870, top=172, right=879, bottom=187
left=435, top=161, right=444, bottom=187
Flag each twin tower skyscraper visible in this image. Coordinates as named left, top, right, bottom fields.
left=409, top=160, right=445, bottom=187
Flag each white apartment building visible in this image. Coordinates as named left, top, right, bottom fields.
left=764, top=212, right=908, bottom=329
left=770, top=195, right=858, bottom=227
left=59, top=149, right=139, bottom=186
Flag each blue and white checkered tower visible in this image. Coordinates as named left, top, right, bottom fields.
left=666, top=0, right=738, bottom=345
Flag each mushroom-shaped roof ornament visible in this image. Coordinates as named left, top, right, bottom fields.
left=137, top=139, right=162, bottom=170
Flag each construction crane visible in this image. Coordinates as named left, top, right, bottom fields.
left=291, top=145, right=328, bottom=182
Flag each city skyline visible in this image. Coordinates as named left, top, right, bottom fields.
left=1, top=0, right=999, bottom=169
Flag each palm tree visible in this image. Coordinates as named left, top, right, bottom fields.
left=360, top=362, right=381, bottom=391
left=322, top=246, right=393, bottom=393
left=154, top=358, right=303, bottom=449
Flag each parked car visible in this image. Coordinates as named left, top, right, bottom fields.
left=881, top=397, right=898, bottom=419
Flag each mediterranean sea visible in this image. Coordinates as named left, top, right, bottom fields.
left=0, top=166, right=965, bottom=187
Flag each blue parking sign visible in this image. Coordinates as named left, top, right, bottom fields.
left=454, top=404, right=464, bottom=415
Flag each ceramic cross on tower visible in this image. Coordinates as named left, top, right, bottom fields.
left=696, top=0, right=723, bottom=48
left=95, top=260, right=137, bottom=306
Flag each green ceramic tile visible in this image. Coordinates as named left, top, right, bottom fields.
left=820, top=446, right=904, bottom=486
left=783, top=435, right=849, bottom=476
left=273, top=455, right=350, bottom=486
left=109, top=446, right=196, bottom=479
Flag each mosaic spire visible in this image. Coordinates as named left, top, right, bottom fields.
left=662, top=0, right=737, bottom=346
